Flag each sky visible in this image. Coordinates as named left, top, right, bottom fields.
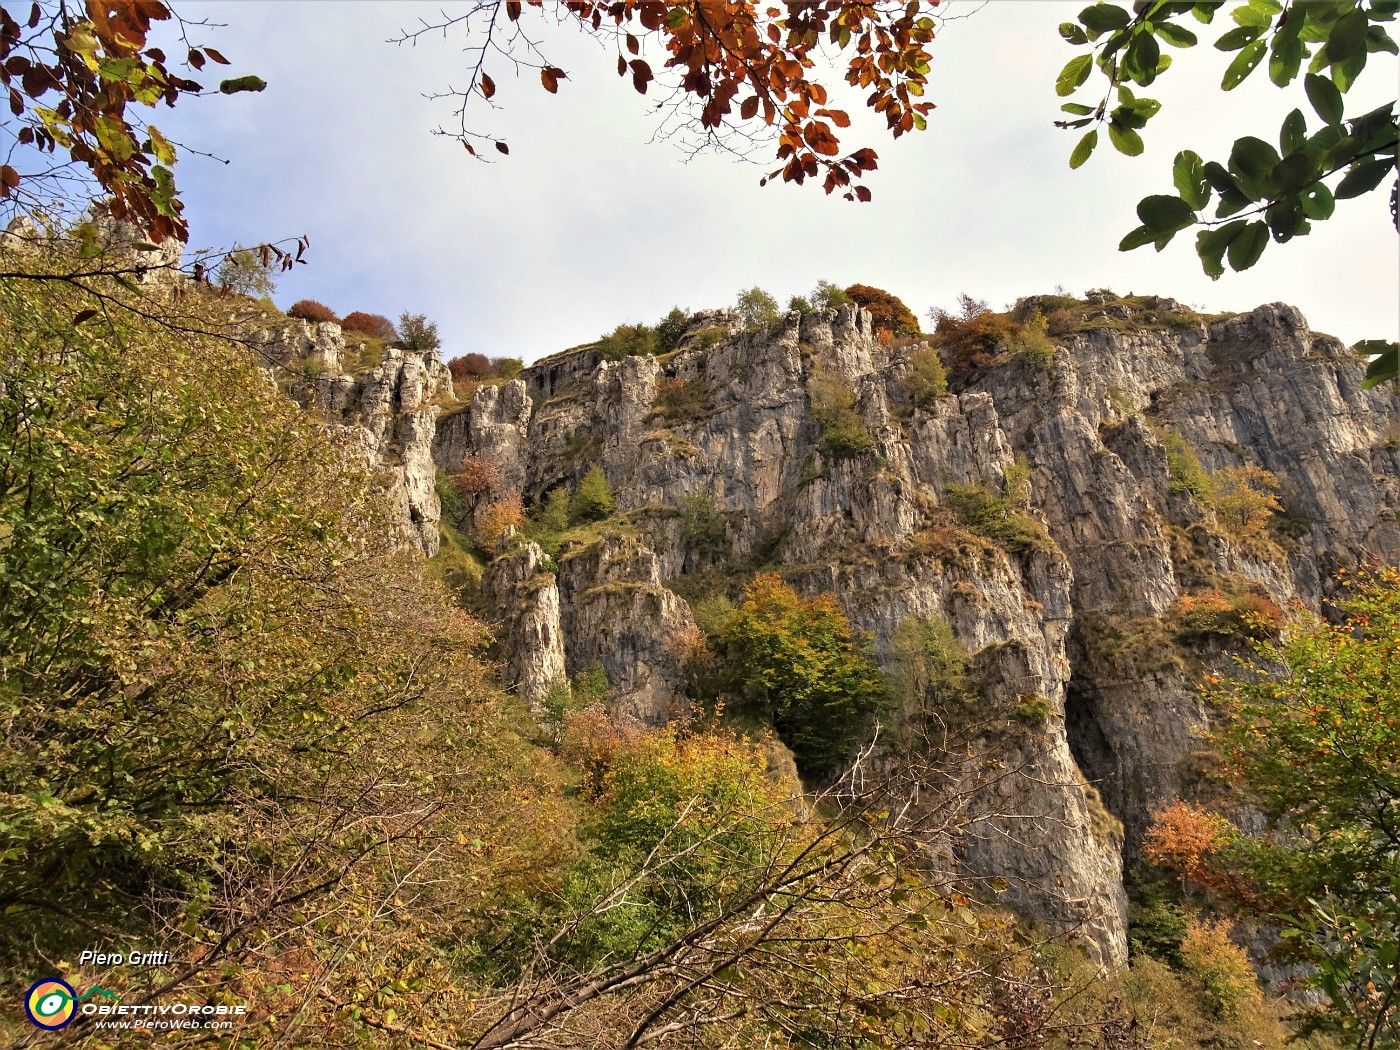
left=156, top=0, right=1399, bottom=363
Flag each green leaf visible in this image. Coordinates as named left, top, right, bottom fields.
left=1214, top=25, right=1262, bottom=51
left=1265, top=198, right=1307, bottom=241
left=1060, top=21, right=1090, bottom=44
left=1226, top=220, right=1269, bottom=270
left=1173, top=149, right=1210, bottom=209
left=1080, top=3, right=1131, bottom=34
left=1229, top=135, right=1280, bottom=180
left=1222, top=38, right=1266, bottom=88
left=1279, top=108, right=1308, bottom=154
left=1359, top=341, right=1400, bottom=388
left=1325, top=10, right=1368, bottom=64
left=1196, top=219, right=1247, bottom=278
left=1300, top=183, right=1335, bottom=220
left=1119, top=224, right=1160, bottom=251
left=1268, top=34, right=1305, bottom=86
left=1056, top=54, right=1094, bottom=96
left=1108, top=122, right=1145, bottom=156
left=1126, top=32, right=1163, bottom=84
left=1138, top=193, right=1197, bottom=232
left=1061, top=102, right=1096, bottom=115
left=1367, top=25, right=1399, bottom=56
left=1155, top=22, right=1198, bottom=47
left=1231, top=2, right=1276, bottom=28
left=1069, top=128, right=1099, bottom=169
left=1335, top=159, right=1394, bottom=199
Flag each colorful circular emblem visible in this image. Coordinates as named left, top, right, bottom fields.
left=25, top=978, right=76, bottom=1029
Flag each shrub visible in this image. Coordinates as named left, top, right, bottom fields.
left=679, top=492, right=729, bottom=563
left=1171, top=590, right=1284, bottom=642
left=905, top=346, right=948, bottom=408
left=1163, top=431, right=1213, bottom=501
left=891, top=615, right=969, bottom=722
left=1208, top=465, right=1282, bottom=544
left=843, top=283, right=919, bottom=337
left=712, top=574, right=888, bottom=779
left=571, top=466, right=616, bottom=523
left=654, top=307, right=691, bottom=353
left=928, top=298, right=1020, bottom=379
left=807, top=365, right=874, bottom=457
left=736, top=286, right=780, bottom=330
left=1144, top=801, right=1236, bottom=891
left=942, top=458, right=1049, bottom=554
left=474, top=491, right=526, bottom=554
left=597, top=322, right=657, bottom=361
left=397, top=312, right=441, bottom=353
left=215, top=246, right=277, bottom=298
left=810, top=279, right=852, bottom=311
left=787, top=294, right=812, bottom=313
left=650, top=376, right=714, bottom=421
left=340, top=311, right=397, bottom=341
left=1006, top=309, right=1055, bottom=370
left=288, top=298, right=338, bottom=324
left=454, top=454, right=500, bottom=496
left=493, top=356, right=524, bottom=380
left=524, top=486, right=573, bottom=555
left=1179, top=920, right=1263, bottom=1027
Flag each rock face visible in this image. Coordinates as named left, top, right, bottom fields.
left=426, top=296, right=1400, bottom=968
left=248, top=318, right=455, bottom=556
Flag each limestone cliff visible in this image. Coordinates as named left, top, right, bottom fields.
left=426, top=295, right=1399, bottom=967
left=249, top=317, right=454, bottom=556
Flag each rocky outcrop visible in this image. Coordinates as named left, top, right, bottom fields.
left=424, top=295, right=1400, bottom=967
left=248, top=318, right=455, bottom=556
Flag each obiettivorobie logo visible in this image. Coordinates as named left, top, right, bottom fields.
left=24, top=978, right=119, bottom=1030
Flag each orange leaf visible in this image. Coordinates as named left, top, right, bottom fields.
left=816, top=107, right=850, bottom=129
left=541, top=67, right=558, bottom=93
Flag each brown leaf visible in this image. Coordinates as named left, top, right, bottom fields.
left=187, top=48, right=204, bottom=70
left=480, top=71, right=495, bottom=99
left=740, top=95, right=758, bottom=120
left=506, top=0, right=521, bottom=20
left=495, top=141, right=509, bottom=155
left=617, top=54, right=626, bottom=76
left=626, top=32, right=639, bottom=55
left=854, top=185, right=871, bottom=202
left=0, top=164, right=17, bottom=195
left=463, top=141, right=477, bottom=157
left=205, top=47, right=230, bottom=64
left=540, top=66, right=566, bottom=93
left=72, top=309, right=98, bottom=324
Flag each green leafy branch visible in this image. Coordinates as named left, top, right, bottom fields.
left=1056, top=1, right=1399, bottom=385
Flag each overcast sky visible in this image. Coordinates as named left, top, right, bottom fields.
left=158, top=0, right=1398, bottom=363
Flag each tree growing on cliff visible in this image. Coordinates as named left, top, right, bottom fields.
left=709, top=574, right=888, bottom=779
left=397, top=311, right=441, bottom=353
left=736, top=285, right=780, bottom=329
left=844, top=282, right=921, bottom=338
left=1148, top=564, right=1400, bottom=1046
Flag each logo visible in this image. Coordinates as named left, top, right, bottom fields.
left=25, top=979, right=77, bottom=1030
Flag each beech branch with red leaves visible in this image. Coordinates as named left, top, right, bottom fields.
left=394, top=0, right=946, bottom=202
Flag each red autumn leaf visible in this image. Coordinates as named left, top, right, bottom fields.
left=540, top=66, right=566, bottom=93
left=205, top=47, right=229, bottom=64
left=740, top=95, right=759, bottom=120
left=0, top=163, right=18, bottom=196
left=854, top=185, right=871, bottom=202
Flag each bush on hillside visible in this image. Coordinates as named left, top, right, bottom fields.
left=288, top=298, right=338, bottom=324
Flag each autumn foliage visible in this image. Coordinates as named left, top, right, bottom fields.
left=403, top=0, right=941, bottom=201
left=339, top=310, right=397, bottom=341
left=287, top=298, right=339, bottom=324
left=844, top=283, right=920, bottom=337
left=1144, top=801, right=1236, bottom=892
